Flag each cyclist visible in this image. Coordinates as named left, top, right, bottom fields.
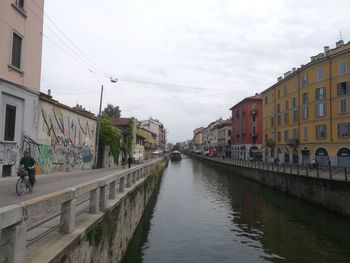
left=19, top=150, right=36, bottom=188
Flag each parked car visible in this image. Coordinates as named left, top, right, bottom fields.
left=208, top=150, right=217, bottom=157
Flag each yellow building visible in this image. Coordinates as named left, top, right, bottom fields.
left=262, top=40, right=350, bottom=167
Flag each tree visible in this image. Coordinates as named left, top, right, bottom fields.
left=99, top=116, right=121, bottom=163
left=102, top=104, right=121, bottom=118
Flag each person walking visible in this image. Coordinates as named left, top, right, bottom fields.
left=20, top=150, right=36, bottom=188
left=127, top=156, right=133, bottom=169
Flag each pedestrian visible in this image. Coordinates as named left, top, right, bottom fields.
left=122, top=156, right=126, bottom=169
left=127, top=156, right=133, bottom=168
left=19, top=150, right=36, bottom=188
left=312, top=158, right=316, bottom=169
left=327, top=158, right=331, bottom=168
left=222, top=154, right=225, bottom=161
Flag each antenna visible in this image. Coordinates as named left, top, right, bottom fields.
left=340, top=30, right=343, bottom=41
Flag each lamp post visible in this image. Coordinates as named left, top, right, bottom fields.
left=94, top=78, right=118, bottom=169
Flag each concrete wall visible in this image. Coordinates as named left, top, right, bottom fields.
left=32, top=99, right=96, bottom=173
left=0, top=80, right=38, bottom=177
left=196, top=156, right=350, bottom=217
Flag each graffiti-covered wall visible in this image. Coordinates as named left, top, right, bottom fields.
left=32, top=99, right=97, bottom=173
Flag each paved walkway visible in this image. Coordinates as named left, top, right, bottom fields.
left=0, top=165, right=137, bottom=207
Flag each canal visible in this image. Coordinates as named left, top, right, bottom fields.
left=122, top=156, right=350, bottom=263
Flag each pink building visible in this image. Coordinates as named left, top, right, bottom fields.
left=230, top=95, right=263, bottom=160
left=0, top=0, right=44, bottom=177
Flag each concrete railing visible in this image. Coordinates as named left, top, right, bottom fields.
left=0, top=158, right=162, bottom=263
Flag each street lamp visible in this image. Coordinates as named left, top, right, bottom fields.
left=94, top=77, right=118, bottom=169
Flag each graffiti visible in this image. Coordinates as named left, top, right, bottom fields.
left=39, top=104, right=96, bottom=168
left=38, top=145, right=52, bottom=167
left=0, top=143, right=18, bottom=165
left=82, top=145, right=92, bottom=163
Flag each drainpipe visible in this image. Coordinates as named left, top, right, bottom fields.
left=329, top=57, right=333, bottom=142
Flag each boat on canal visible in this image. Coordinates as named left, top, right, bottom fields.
left=171, top=150, right=182, bottom=161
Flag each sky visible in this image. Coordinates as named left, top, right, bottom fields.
left=40, top=0, right=350, bottom=143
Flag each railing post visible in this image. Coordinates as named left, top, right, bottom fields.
left=109, top=181, right=116, bottom=199
left=126, top=174, right=131, bottom=187
left=345, top=168, right=348, bottom=182
left=132, top=172, right=136, bottom=184
left=119, top=177, right=125, bottom=193
left=329, top=163, right=332, bottom=180
left=316, top=166, right=320, bottom=178
left=283, top=163, right=285, bottom=173
left=297, top=164, right=299, bottom=176
left=289, top=164, right=292, bottom=174
left=306, top=165, right=309, bottom=176
left=89, top=188, right=100, bottom=214
left=8, top=220, right=27, bottom=263
left=100, top=185, right=107, bottom=211
left=60, top=198, right=76, bottom=234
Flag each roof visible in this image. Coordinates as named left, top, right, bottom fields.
left=110, top=118, right=130, bottom=127
left=229, top=94, right=262, bottom=110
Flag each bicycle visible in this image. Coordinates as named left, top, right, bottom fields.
left=16, top=168, right=32, bottom=196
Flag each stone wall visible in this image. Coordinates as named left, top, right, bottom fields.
left=197, top=156, right=350, bottom=217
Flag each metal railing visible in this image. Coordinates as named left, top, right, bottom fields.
left=0, top=159, right=162, bottom=263
left=199, top=155, right=349, bottom=182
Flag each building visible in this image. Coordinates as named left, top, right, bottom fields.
left=136, top=127, right=157, bottom=160
left=217, top=119, right=232, bottom=157
left=193, top=127, right=205, bottom=151
left=261, top=40, right=350, bottom=167
left=0, top=0, right=44, bottom=177
left=139, top=118, right=166, bottom=150
left=230, top=95, right=263, bottom=160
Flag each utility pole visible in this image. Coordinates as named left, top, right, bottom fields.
left=94, top=85, right=104, bottom=169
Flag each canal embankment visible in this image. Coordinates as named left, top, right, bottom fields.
left=191, top=154, right=350, bottom=217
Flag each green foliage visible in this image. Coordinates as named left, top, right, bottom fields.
left=125, top=118, right=136, bottom=155
left=102, top=104, right=121, bottom=118
left=100, top=116, right=121, bottom=162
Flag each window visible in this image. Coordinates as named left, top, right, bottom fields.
left=292, top=128, right=298, bottom=139
left=265, top=97, right=268, bottom=104
left=277, top=115, right=281, bottom=126
left=285, top=100, right=289, bottom=111
left=338, top=123, right=350, bottom=137
left=284, top=130, right=289, bottom=142
left=303, top=126, right=308, bottom=140
left=252, top=115, right=256, bottom=122
left=339, top=60, right=347, bottom=75
left=276, top=103, right=280, bottom=114
left=270, top=117, right=274, bottom=127
left=284, top=112, right=289, bottom=125
left=265, top=119, right=268, bottom=129
left=11, top=32, right=22, bottom=69
left=315, top=102, right=326, bottom=117
left=302, top=75, right=308, bottom=87
left=292, top=97, right=297, bottom=122
left=302, top=106, right=308, bottom=120
left=316, top=125, right=327, bottom=138
left=337, top=81, right=349, bottom=96
left=284, top=86, right=288, bottom=96
left=4, top=105, right=16, bottom=141
left=292, top=97, right=296, bottom=108
left=302, top=92, right=308, bottom=105
left=277, top=131, right=281, bottom=143
left=316, top=67, right=324, bottom=81
left=315, top=87, right=326, bottom=100
left=15, top=0, right=24, bottom=10
left=340, top=98, right=347, bottom=113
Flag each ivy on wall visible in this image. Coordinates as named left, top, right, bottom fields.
left=125, top=117, right=136, bottom=155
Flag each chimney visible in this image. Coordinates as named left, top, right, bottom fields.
left=324, top=46, right=330, bottom=52
left=47, top=89, right=52, bottom=98
left=292, top=67, right=296, bottom=72
left=277, top=76, right=283, bottom=82
left=336, top=40, right=344, bottom=48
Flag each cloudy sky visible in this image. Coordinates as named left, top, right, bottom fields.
left=40, top=0, right=350, bottom=143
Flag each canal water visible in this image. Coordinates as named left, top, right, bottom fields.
left=122, top=157, right=350, bottom=263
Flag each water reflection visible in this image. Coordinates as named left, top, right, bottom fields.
left=122, top=158, right=350, bottom=263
